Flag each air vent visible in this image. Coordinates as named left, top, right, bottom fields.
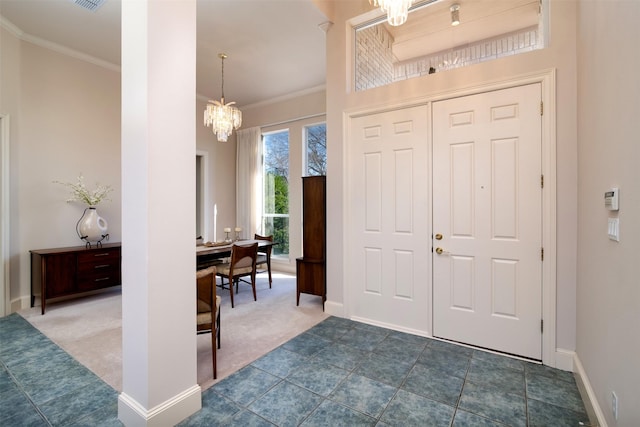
left=71, top=0, right=106, bottom=12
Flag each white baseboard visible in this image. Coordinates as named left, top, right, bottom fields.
left=11, top=296, right=30, bottom=313
left=118, top=385, right=201, bottom=427
left=324, top=300, right=344, bottom=317
left=555, top=348, right=575, bottom=371
left=350, top=315, right=430, bottom=338
left=574, top=353, right=608, bottom=427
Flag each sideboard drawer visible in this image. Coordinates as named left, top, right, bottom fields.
left=77, top=247, right=121, bottom=292
left=77, top=256, right=120, bottom=274
left=77, top=248, right=120, bottom=265
left=77, top=270, right=121, bottom=292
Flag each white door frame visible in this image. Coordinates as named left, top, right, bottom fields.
left=1, top=114, right=10, bottom=316
left=196, top=150, right=210, bottom=243
left=343, top=69, right=557, bottom=367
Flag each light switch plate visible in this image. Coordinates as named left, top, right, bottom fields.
left=608, top=218, right=620, bottom=242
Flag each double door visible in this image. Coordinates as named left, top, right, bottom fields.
left=349, top=83, right=543, bottom=359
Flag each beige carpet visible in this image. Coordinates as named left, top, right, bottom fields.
left=19, top=272, right=329, bottom=392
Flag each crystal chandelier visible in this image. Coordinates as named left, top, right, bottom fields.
left=204, top=53, right=242, bottom=142
left=370, top=0, right=414, bottom=26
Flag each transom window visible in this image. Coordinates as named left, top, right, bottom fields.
left=304, top=123, right=327, bottom=177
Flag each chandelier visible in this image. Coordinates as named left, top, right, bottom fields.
left=370, top=0, right=414, bottom=26
left=204, top=53, right=242, bottom=142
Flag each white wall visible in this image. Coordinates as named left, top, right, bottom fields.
left=576, top=1, right=640, bottom=425
left=324, top=0, right=578, bottom=353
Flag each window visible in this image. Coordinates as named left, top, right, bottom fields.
left=262, top=130, right=289, bottom=258
left=354, top=2, right=544, bottom=91
left=304, top=123, right=327, bottom=176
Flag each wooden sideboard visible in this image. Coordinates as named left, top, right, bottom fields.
left=296, top=176, right=326, bottom=308
left=31, top=243, right=121, bottom=314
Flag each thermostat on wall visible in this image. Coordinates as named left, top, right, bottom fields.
left=604, top=187, right=619, bottom=211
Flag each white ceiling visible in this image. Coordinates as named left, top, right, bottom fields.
left=0, top=0, right=540, bottom=107
left=388, top=0, right=540, bottom=61
left=0, top=0, right=330, bottom=108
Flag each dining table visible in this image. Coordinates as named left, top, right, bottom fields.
left=196, top=239, right=276, bottom=269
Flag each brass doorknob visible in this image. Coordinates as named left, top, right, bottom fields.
left=435, top=247, right=444, bottom=254
left=435, top=233, right=443, bottom=240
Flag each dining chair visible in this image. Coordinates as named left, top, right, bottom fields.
left=196, top=266, right=221, bottom=379
left=216, top=242, right=258, bottom=308
left=254, top=233, right=274, bottom=288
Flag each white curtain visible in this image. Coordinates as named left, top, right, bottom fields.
left=236, top=127, right=262, bottom=239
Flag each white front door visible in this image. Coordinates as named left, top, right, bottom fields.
left=432, top=84, right=543, bottom=360
left=348, top=105, right=430, bottom=334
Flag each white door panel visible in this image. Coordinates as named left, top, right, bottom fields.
left=433, top=84, right=543, bottom=360
left=349, top=106, right=430, bottom=333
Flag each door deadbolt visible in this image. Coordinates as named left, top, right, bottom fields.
left=435, top=233, right=443, bottom=240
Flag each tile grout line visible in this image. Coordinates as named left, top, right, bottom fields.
left=1, top=358, right=53, bottom=426
left=449, top=348, right=473, bottom=427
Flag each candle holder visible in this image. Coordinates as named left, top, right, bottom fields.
left=223, top=227, right=231, bottom=243
left=234, top=227, right=242, bottom=241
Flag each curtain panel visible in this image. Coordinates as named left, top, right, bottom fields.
left=236, top=127, right=262, bottom=239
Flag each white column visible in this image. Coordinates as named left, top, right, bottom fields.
left=118, top=1, right=200, bottom=425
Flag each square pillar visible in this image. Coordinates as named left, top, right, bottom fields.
left=118, top=1, right=200, bottom=425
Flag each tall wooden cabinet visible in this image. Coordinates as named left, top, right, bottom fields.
left=296, top=176, right=326, bottom=308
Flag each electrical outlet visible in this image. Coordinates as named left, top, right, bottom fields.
left=612, top=391, right=619, bottom=420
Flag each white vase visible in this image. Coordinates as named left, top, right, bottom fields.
left=77, top=207, right=109, bottom=245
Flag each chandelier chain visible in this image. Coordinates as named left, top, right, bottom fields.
left=219, top=53, right=226, bottom=101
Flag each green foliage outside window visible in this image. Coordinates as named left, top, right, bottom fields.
left=263, top=172, right=289, bottom=255
left=263, top=131, right=290, bottom=256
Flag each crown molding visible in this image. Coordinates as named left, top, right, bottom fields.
left=0, top=14, right=120, bottom=73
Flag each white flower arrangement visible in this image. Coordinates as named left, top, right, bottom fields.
left=55, top=174, right=113, bottom=207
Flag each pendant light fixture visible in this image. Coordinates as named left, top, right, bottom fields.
left=450, top=4, right=460, bottom=26
left=369, top=0, right=414, bottom=26
left=204, top=53, right=242, bottom=142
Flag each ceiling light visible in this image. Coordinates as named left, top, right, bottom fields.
left=204, top=53, right=242, bottom=142
left=450, top=4, right=460, bottom=26
left=370, top=0, right=414, bottom=26
left=71, top=0, right=106, bottom=12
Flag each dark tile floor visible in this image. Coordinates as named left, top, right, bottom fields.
left=1, top=313, right=591, bottom=426
left=0, top=313, right=120, bottom=426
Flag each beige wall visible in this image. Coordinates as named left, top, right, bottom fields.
left=0, top=31, right=241, bottom=310
left=196, top=97, right=237, bottom=244
left=2, top=34, right=121, bottom=310
left=576, top=1, right=640, bottom=425
left=325, top=0, right=578, bottom=352
left=242, top=89, right=326, bottom=273
left=3, top=0, right=638, bottom=422
left=1, top=25, right=325, bottom=307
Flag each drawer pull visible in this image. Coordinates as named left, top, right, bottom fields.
left=94, top=252, right=110, bottom=257
left=94, top=264, right=110, bottom=269
left=95, top=277, right=111, bottom=282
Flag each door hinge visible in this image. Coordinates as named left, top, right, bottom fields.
left=540, top=101, right=544, bottom=115
left=541, top=319, right=544, bottom=333
left=541, top=174, right=544, bottom=188
left=541, top=247, right=544, bottom=261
